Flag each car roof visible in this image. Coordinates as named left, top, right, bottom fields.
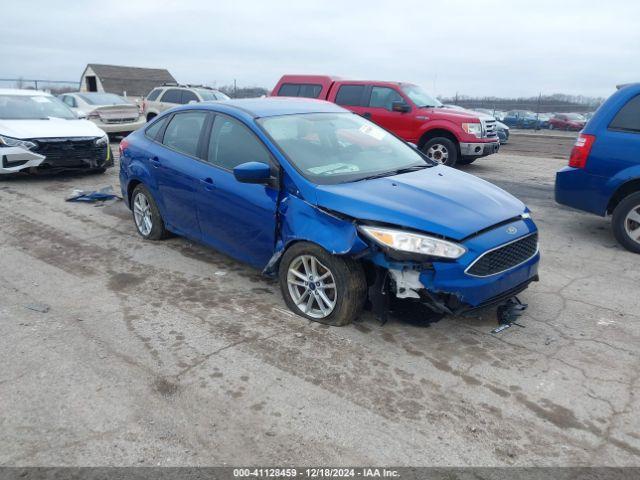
left=0, top=88, right=51, bottom=96
left=197, top=97, right=348, bottom=118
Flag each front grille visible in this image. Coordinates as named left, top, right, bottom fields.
left=32, top=137, right=106, bottom=167
left=482, top=119, right=498, bottom=138
left=466, top=233, right=538, bottom=277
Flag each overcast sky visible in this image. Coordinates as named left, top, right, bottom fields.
left=3, top=0, right=639, bottom=98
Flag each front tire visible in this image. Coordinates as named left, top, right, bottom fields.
left=612, top=192, right=640, bottom=254
left=131, top=184, right=169, bottom=240
left=421, top=137, right=458, bottom=167
left=279, top=242, right=366, bottom=326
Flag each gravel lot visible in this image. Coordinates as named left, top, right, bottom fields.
left=0, top=143, right=638, bottom=466
left=502, top=130, right=577, bottom=159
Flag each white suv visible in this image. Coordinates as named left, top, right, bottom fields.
left=142, top=85, right=230, bottom=121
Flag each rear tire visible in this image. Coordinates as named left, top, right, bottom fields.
left=131, top=184, right=169, bottom=241
left=279, top=242, right=366, bottom=326
left=420, top=137, right=458, bottom=167
left=612, top=192, right=640, bottom=254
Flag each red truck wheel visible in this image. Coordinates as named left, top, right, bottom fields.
left=421, top=137, right=458, bottom=167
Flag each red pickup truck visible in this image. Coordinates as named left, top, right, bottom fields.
left=271, top=75, right=500, bottom=167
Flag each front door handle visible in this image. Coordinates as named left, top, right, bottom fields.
left=149, top=156, right=160, bottom=167
left=362, top=112, right=372, bottom=119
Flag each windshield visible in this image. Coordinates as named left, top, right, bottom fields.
left=401, top=85, right=442, bottom=108
left=77, top=93, right=129, bottom=105
left=259, top=113, right=432, bottom=185
left=0, top=94, right=76, bottom=120
left=196, top=89, right=230, bottom=101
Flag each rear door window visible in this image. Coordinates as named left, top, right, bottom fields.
left=335, top=85, right=365, bottom=106
left=181, top=90, right=199, bottom=104
left=162, top=111, right=208, bottom=157
left=609, top=95, right=640, bottom=133
left=145, top=117, right=168, bottom=141
left=160, top=89, right=182, bottom=104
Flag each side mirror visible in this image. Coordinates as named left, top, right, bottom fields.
left=75, top=111, right=87, bottom=119
left=188, top=100, right=198, bottom=105
left=391, top=101, right=411, bottom=113
left=233, top=161, right=272, bottom=184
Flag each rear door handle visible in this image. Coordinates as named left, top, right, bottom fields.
left=201, top=177, right=215, bottom=191
left=362, top=112, right=371, bottom=119
left=150, top=156, right=160, bottom=167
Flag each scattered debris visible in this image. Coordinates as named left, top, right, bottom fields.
left=66, top=186, right=120, bottom=203
left=491, top=297, right=527, bottom=334
left=213, top=271, right=227, bottom=276
left=24, top=302, right=50, bottom=313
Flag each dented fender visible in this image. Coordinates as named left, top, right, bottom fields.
left=263, top=193, right=368, bottom=275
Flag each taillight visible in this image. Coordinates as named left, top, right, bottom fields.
left=568, top=134, right=595, bottom=169
left=142, top=100, right=146, bottom=113
left=119, top=138, right=129, bottom=157
left=86, top=110, right=100, bottom=120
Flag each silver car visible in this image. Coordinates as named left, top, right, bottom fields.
left=60, top=92, right=144, bottom=135
left=142, top=85, right=230, bottom=121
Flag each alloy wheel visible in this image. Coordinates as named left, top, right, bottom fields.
left=426, top=143, right=449, bottom=164
left=287, top=255, right=337, bottom=319
left=133, top=192, right=153, bottom=236
left=623, top=205, right=640, bottom=245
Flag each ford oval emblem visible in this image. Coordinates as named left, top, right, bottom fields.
left=506, top=226, right=518, bottom=235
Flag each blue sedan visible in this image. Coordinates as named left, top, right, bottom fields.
left=119, top=98, right=540, bottom=325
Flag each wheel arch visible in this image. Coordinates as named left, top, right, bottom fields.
left=417, top=128, right=460, bottom=150
left=607, top=177, right=640, bottom=214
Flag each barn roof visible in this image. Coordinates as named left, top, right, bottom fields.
left=83, top=64, right=176, bottom=97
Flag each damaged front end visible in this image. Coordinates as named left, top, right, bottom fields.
left=0, top=136, right=113, bottom=174
left=264, top=193, right=540, bottom=322
left=361, top=216, right=540, bottom=320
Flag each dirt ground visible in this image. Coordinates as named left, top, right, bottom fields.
left=0, top=141, right=638, bottom=466
left=502, top=130, right=577, bottom=159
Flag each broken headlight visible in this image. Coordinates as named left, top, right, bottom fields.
left=359, top=225, right=466, bottom=259
left=0, top=134, right=36, bottom=150
left=95, top=135, right=108, bottom=147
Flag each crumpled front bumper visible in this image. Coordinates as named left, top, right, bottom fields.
left=423, top=218, right=539, bottom=309
left=0, top=147, right=45, bottom=174
left=0, top=143, right=113, bottom=174
left=371, top=217, right=539, bottom=314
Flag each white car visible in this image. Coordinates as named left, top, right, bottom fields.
left=59, top=92, right=145, bottom=135
left=0, top=89, right=112, bottom=175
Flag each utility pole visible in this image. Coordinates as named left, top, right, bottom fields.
left=535, top=92, right=541, bottom=131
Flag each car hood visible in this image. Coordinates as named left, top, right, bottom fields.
left=0, top=118, right=105, bottom=139
left=314, top=166, right=526, bottom=241
left=423, top=107, right=481, bottom=122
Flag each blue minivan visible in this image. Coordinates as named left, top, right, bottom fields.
left=556, top=83, right=640, bottom=253
left=119, top=98, right=539, bottom=325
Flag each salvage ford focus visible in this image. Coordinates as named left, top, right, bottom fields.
left=119, top=98, right=540, bottom=325
left=0, top=89, right=112, bottom=174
